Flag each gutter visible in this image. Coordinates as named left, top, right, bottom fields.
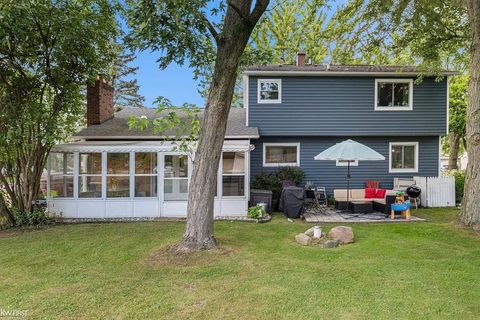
left=243, top=70, right=460, bottom=77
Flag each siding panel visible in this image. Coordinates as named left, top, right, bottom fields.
left=250, top=136, right=439, bottom=194
left=248, top=76, right=447, bottom=136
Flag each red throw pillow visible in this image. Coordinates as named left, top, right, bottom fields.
left=365, top=188, right=377, bottom=198
left=376, top=189, right=387, bottom=199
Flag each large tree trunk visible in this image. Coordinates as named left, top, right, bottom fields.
left=448, top=132, right=461, bottom=170
left=462, top=0, right=480, bottom=225
left=178, top=0, right=269, bottom=251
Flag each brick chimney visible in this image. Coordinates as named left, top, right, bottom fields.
left=86, top=78, right=114, bottom=126
left=296, top=52, right=306, bottom=66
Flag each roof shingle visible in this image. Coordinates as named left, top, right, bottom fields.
left=74, top=108, right=258, bottom=139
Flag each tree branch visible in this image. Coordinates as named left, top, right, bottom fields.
left=200, top=13, right=220, bottom=43
left=248, top=0, right=270, bottom=27
left=228, top=1, right=247, bottom=19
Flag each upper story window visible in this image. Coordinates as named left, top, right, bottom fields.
left=375, top=79, right=413, bottom=111
left=389, top=142, right=418, bottom=173
left=258, top=79, right=281, bottom=104
left=336, top=160, right=358, bottom=167
left=263, top=143, right=300, bottom=167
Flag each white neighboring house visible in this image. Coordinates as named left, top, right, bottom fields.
left=440, top=153, right=468, bottom=172
left=47, top=79, right=258, bottom=219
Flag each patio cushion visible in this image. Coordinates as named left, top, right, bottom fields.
left=372, top=198, right=385, bottom=204
left=376, top=189, right=387, bottom=199
left=365, top=188, right=377, bottom=198
left=351, top=189, right=365, bottom=200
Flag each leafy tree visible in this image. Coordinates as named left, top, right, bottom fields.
left=448, top=75, right=468, bottom=170
left=110, top=46, right=145, bottom=109
left=0, top=0, right=119, bottom=224
left=336, top=0, right=479, bottom=225
left=126, top=0, right=270, bottom=251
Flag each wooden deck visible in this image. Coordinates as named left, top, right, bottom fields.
left=303, top=207, right=425, bottom=223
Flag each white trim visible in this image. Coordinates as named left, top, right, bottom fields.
left=244, top=70, right=459, bottom=77
left=263, top=142, right=300, bottom=167
left=336, top=159, right=358, bottom=167
left=374, top=79, right=413, bottom=111
left=389, top=142, right=419, bottom=173
left=438, top=136, right=442, bottom=176
left=243, top=75, right=249, bottom=126
left=257, top=79, right=282, bottom=104
left=446, top=76, right=450, bottom=135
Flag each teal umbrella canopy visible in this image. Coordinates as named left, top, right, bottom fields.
left=314, top=139, right=385, bottom=161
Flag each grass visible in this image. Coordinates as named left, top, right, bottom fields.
left=0, top=208, right=479, bottom=319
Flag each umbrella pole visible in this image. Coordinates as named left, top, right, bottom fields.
left=346, top=161, right=351, bottom=212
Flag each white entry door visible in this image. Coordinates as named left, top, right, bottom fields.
left=161, top=153, right=190, bottom=217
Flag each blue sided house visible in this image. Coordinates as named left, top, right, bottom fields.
left=46, top=53, right=455, bottom=218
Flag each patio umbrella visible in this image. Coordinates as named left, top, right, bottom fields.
left=313, top=139, right=385, bottom=206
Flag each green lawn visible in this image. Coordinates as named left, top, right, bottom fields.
left=1, top=208, right=479, bottom=319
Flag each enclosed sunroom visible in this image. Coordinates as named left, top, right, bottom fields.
left=47, top=140, right=254, bottom=218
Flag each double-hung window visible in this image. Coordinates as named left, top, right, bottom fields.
left=375, top=79, right=413, bottom=111
left=263, top=143, right=300, bottom=167
left=164, top=155, right=188, bottom=201
left=49, top=153, right=74, bottom=198
left=222, top=152, right=245, bottom=197
left=79, top=153, right=102, bottom=198
left=135, top=152, right=157, bottom=197
left=106, top=153, right=130, bottom=198
left=389, top=142, right=419, bottom=173
left=258, top=79, right=281, bottom=103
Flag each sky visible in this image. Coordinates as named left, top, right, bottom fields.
left=134, top=51, right=204, bottom=108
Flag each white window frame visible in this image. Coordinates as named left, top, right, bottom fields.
left=389, top=142, right=419, bottom=173
left=78, top=152, right=103, bottom=199
left=257, top=79, right=282, bottom=104
left=48, top=152, right=74, bottom=199
left=221, top=151, right=247, bottom=198
left=375, top=79, right=413, bottom=111
left=263, top=143, right=300, bottom=167
left=133, top=152, right=158, bottom=198
left=163, top=154, right=189, bottom=201
left=336, top=159, right=358, bottom=167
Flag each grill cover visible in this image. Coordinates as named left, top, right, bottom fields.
left=279, top=186, right=305, bottom=219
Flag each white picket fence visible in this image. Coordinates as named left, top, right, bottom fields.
left=413, top=176, right=456, bottom=207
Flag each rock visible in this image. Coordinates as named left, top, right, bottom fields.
left=473, top=224, right=480, bottom=232
left=295, top=233, right=312, bottom=246
left=322, top=239, right=340, bottom=248
left=304, top=227, right=315, bottom=237
left=328, top=226, right=354, bottom=244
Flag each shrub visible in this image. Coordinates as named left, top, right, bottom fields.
left=12, top=207, right=49, bottom=227
left=275, top=166, right=305, bottom=185
left=444, top=170, right=465, bottom=204
left=251, top=167, right=306, bottom=199
left=247, top=204, right=265, bottom=219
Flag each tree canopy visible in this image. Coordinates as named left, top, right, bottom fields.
left=0, top=0, right=119, bottom=222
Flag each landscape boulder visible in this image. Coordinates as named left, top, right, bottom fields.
left=328, top=226, right=354, bottom=244
left=295, top=233, right=312, bottom=246
left=322, top=239, right=340, bottom=248
left=304, top=227, right=315, bottom=237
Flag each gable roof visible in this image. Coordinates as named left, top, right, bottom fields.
left=244, top=64, right=459, bottom=76
left=74, top=107, right=258, bottom=139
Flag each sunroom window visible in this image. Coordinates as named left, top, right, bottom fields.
left=375, top=79, right=413, bottom=110
left=79, top=153, right=102, bottom=198
left=164, top=155, right=188, bottom=201
left=106, top=153, right=130, bottom=198
left=135, top=152, right=157, bottom=197
left=389, top=142, right=418, bottom=173
left=258, top=79, right=281, bottom=103
left=49, top=153, right=74, bottom=198
left=222, top=152, right=245, bottom=197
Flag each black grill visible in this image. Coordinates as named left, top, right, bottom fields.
left=406, top=186, right=421, bottom=199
